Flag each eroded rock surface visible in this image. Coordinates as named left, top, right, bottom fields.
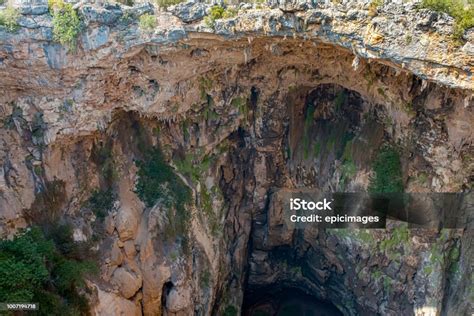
left=0, top=0, right=472, bottom=315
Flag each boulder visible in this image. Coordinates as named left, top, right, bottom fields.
left=94, top=286, right=140, bottom=316
left=168, top=0, right=209, bottom=23
left=115, top=206, right=138, bottom=241
left=111, top=267, right=142, bottom=299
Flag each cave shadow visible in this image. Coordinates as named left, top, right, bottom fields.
left=242, top=286, right=343, bottom=316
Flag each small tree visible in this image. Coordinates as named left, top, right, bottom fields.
left=0, top=6, right=20, bottom=32
left=49, top=0, right=82, bottom=50
left=139, top=13, right=157, bottom=31
left=420, top=0, right=474, bottom=39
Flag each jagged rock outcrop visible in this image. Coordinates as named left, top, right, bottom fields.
left=0, top=0, right=472, bottom=315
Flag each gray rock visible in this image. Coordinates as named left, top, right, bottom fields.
left=239, top=3, right=252, bottom=10
left=168, top=0, right=208, bottom=23
left=305, top=9, right=332, bottom=25
left=81, top=25, right=109, bottom=50
left=80, top=4, right=123, bottom=26
left=19, top=5, right=49, bottom=15
left=17, top=16, right=39, bottom=28
left=122, top=2, right=154, bottom=19
left=13, top=0, right=48, bottom=15
left=461, top=41, right=474, bottom=55
left=42, top=43, right=67, bottom=69
left=267, top=0, right=320, bottom=12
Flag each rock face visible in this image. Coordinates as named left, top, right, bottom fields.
left=0, top=0, right=473, bottom=316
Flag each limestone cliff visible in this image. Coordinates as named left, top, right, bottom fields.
left=0, top=0, right=472, bottom=315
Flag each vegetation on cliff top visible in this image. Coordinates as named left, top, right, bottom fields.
left=49, top=0, right=82, bottom=50
left=155, top=0, right=184, bottom=9
left=204, top=5, right=237, bottom=29
left=139, top=13, right=156, bottom=31
left=420, top=0, right=474, bottom=38
left=0, top=226, right=97, bottom=315
left=0, top=6, right=20, bottom=32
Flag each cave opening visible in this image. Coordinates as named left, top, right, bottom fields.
left=161, top=281, right=174, bottom=314
left=239, top=84, right=386, bottom=316
left=242, top=286, right=343, bottom=316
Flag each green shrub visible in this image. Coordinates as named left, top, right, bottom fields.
left=135, top=148, right=192, bottom=241
left=175, top=152, right=212, bottom=183
left=222, top=7, right=237, bottom=19
left=368, top=146, right=404, bottom=193
left=139, top=13, right=156, bottom=31
left=49, top=0, right=82, bottom=50
left=204, top=6, right=224, bottom=28
left=0, top=6, right=20, bottom=32
left=87, top=189, right=115, bottom=219
left=420, top=0, right=474, bottom=39
left=0, top=227, right=97, bottom=315
left=135, top=148, right=191, bottom=209
left=223, top=305, right=238, bottom=316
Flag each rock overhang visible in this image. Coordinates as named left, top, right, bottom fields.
left=1, top=0, right=472, bottom=91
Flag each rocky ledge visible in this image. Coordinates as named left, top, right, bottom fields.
left=0, top=1, right=473, bottom=315
left=1, top=0, right=473, bottom=90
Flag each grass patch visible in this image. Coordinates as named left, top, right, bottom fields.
left=0, top=226, right=97, bottom=315
left=175, top=151, right=213, bottom=183
left=420, top=0, right=474, bottom=39
left=302, top=103, right=316, bottom=159
left=181, top=120, right=190, bottom=141
left=49, top=0, right=82, bottom=50
left=368, top=0, right=383, bottom=16
left=200, top=185, right=221, bottom=236
left=368, top=146, right=404, bottom=193
left=199, top=76, right=213, bottom=100
left=198, top=80, right=219, bottom=121
left=340, top=140, right=357, bottom=187
left=231, top=96, right=249, bottom=120
left=155, top=0, right=184, bottom=9
left=0, top=6, right=20, bottom=32
left=204, top=5, right=237, bottom=29
left=379, top=225, right=409, bottom=254
left=341, top=160, right=357, bottom=185
left=200, top=269, right=211, bottom=288
left=139, top=13, right=156, bottom=31
left=402, top=102, right=416, bottom=116
left=205, top=6, right=224, bottom=28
